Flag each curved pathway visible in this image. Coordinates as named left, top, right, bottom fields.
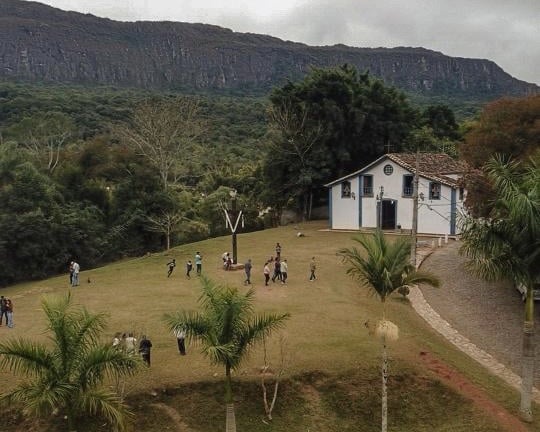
left=411, top=241, right=540, bottom=403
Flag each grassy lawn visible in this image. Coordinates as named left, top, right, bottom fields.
left=0, top=221, right=538, bottom=431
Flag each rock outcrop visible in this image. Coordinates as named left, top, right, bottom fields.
left=0, top=0, right=537, bottom=99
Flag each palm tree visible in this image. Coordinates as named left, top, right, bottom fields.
left=460, top=155, right=540, bottom=421
left=0, top=293, right=140, bottom=431
left=164, top=277, right=289, bottom=432
left=339, top=230, right=440, bottom=432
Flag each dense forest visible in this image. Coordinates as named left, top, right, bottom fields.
left=1, top=67, right=537, bottom=286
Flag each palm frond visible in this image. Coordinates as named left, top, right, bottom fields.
left=0, top=338, right=55, bottom=378
left=77, top=388, right=131, bottom=432
left=231, top=313, right=290, bottom=369
left=339, top=230, right=439, bottom=301
left=1, top=380, right=76, bottom=418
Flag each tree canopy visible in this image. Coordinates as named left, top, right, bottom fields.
left=263, top=65, right=417, bottom=218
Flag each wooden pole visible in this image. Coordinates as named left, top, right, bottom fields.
left=411, top=149, right=419, bottom=267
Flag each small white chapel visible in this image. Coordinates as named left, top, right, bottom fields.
left=325, top=153, right=467, bottom=235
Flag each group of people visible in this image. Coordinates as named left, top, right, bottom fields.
left=0, top=295, right=14, bottom=328
left=240, top=242, right=318, bottom=286
left=113, top=332, right=153, bottom=366
left=164, top=243, right=317, bottom=287
left=112, top=327, right=188, bottom=366
left=166, top=252, right=203, bottom=279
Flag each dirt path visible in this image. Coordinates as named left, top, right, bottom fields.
left=150, top=403, right=193, bottom=432
left=419, top=351, right=531, bottom=432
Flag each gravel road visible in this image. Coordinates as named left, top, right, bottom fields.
left=420, top=241, right=540, bottom=386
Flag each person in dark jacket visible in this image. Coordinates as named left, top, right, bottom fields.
left=139, top=335, right=153, bottom=366
left=0, top=296, right=7, bottom=326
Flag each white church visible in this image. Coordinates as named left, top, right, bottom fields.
left=325, top=153, right=467, bottom=236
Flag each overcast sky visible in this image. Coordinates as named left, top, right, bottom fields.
left=36, top=0, right=539, bottom=85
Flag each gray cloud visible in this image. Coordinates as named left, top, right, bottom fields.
left=36, top=0, right=540, bottom=84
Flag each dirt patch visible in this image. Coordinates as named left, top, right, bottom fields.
left=419, top=351, right=530, bottom=432
left=150, top=403, right=193, bottom=432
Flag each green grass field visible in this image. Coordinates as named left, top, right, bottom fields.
left=0, top=221, right=538, bottom=431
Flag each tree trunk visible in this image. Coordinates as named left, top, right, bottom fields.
left=519, top=283, right=535, bottom=422
left=225, top=364, right=236, bottom=432
left=308, top=190, right=313, bottom=221
left=381, top=336, right=388, bottom=432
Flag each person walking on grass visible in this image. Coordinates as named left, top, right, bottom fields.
left=195, top=252, right=203, bottom=275
left=186, top=260, right=193, bottom=278
left=280, top=259, right=288, bottom=284
left=309, top=257, right=317, bottom=281
left=174, top=327, right=187, bottom=355
left=272, top=257, right=281, bottom=283
left=167, top=259, right=176, bottom=277
left=263, top=262, right=271, bottom=286
left=139, top=335, right=153, bottom=366
left=244, top=258, right=252, bottom=285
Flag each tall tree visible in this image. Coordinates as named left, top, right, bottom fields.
left=164, top=277, right=289, bottom=432
left=460, top=95, right=540, bottom=216
left=0, top=293, right=140, bottom=431
left=460, top=155, right=540, bottom=421
left=339, top=231, right=440, bottom=432
left=421, top=104, right=460, bottom=140
left=116, top=97, right=204, bottom=190
left=264, top=65, right=416, bottom=218
left=7, top=112, right=75, bottom=174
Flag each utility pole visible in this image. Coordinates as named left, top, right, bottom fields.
left=411, top=149, right=420, bottom=267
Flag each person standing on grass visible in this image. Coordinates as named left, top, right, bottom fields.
left=280, top=259, right=288, bottom=284
left=263, top=262, right=271, bottom=286
left=186, top=260, right=193, bottom=278
left=174, top=327, right=187, bottom=355
left=125, top=332, right=137, bottom=355
left=112, top=332, right=121, bottom=349
left=275, top=242, right=282, bottom=258
left=0, top=296, right=7, bottom=326
left=139, top=335, right=153, bottom=366
left=69, top=261, right=74, bottom=285
left=244, top=258, right=252, bottom=285
left=309, top=257, right=317, bottom=281
left=71, top=261, right=80, bottom=287
left=195, top=252, right=203, bottom=275
left=167, top=259, right=176, bottom=277
left=5, top=298, right=13, bottom=328
left=271, top=257, right=281, bottom=283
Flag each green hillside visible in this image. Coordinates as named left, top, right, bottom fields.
left=1, top=222, right=536, bottom=431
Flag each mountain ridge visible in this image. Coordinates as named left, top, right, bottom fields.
left=1, top=0, right=538, bottom=100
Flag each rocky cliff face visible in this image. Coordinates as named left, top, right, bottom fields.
left=1, top=0, right=538, bottom=99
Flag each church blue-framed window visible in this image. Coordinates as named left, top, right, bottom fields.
left=403, top=175, right=413, bottom=197
left=362, top=175, right=373, bottom=196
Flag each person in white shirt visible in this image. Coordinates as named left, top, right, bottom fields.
left=71, top=261, right=80, bottom=286
left=280, top=259, right=288, bottom=284
left=174, top=327, right=186, bottom=355
left=125, top=333, right=137, bottom=355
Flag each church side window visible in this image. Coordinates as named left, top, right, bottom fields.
left=429, top=182, right=441, bottom=200
left=341, top=181, right=351, bottom=198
